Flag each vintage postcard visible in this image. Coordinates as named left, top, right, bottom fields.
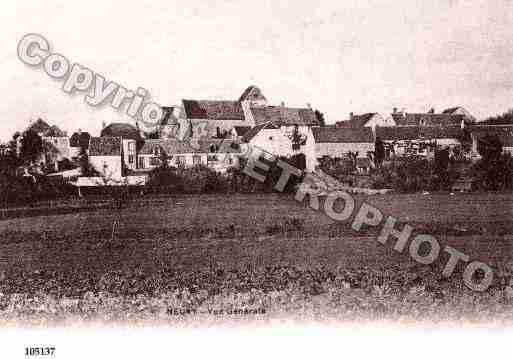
left=1, top=0, right=512, bottom=357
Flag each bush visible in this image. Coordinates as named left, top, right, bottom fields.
left=0, top=173, right=77, bottom=206
left=471, top=152, right=513, bottom=191
left=148, top=165, right=231, bottom=194
left=370, top=156, right=459, bottom=192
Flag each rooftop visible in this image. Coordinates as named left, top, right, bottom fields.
left=312, top=127, right=374, bottom=143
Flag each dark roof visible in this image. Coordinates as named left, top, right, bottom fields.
left=392, top=113, right=466, bottom=127
left=182, top=100, right=245, bottom=121
left=336, top=113, right=377, bottom=128
left=419, top=126, right=464, bottom=140
left=101, top=123, right=141, bottom=140
left=442, top=107, right=460, bottom=115
left=251, top=106, right=318, bottom=126
left=89, top=137, right=122, bottom=156
left=238, top=85, right=267, bottom=103
left=470, top=125, right=513, bottom=147
left=139, top=138, right=242, bottom=155
left=376, top=126, right=419, bottom=141
left=241, top=122, right=280, bottom=143
left=233, top=126, right=252, bottom=136
left=376, top=126, right=463, bottom=141
left=139, top=139, right=201, bottom=155
left=312, top=127, right=374, bottom=143
left=69, top=131, right=91, bottom=148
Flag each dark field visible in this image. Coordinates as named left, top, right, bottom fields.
left=0, top=193, right=512, bottom=325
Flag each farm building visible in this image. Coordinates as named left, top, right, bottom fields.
left=390, top=107, right=473, bottom=127
left=310, top=127, right=375, bottom=168
left=137, top=138, right=241, bottom=172
left=100, top=122, right=141, bottom=171
left=177, top=85, right=319, bottom=139
left=470, top=125, right=513, bottom=158
left=336, top=112, right=395, bottom=131
left=376, top=126, right=464, bottom=158
left=88, top=136, right=124, bottom=180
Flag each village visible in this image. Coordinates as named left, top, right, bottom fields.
left=3, top=85, right=513, bottom=193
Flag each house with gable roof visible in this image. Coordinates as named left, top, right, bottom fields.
left=376, top=125, right=465, bottom=158
left=336, top=112, right=394, bottom=131
left=88, top=136, right=124, bottom=179
left=390, top=107, right=474, bottom=128
left=310, top=127, right=375, bottom=170
left=137, top=138, right=241, bottom=173
left=176, top=85, right=320, bottom=140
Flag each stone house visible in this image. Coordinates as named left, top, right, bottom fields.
left=376, top=126, right=464, bottom=158
left=310, top=127, right=375, bottom=167
left=137, top=138, right=240, bottom=173
left=336, top=113, right=395, bottom=131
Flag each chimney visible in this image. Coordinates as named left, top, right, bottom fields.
left=281, top=101, right=285, bottom=107
left=77, top=128, right=82, bottom=134
left=428, top=107, right=435, bottom=114
left=393, top=107, right=397, bottom=114
left=306, top=103, right=311, bottom=109
left=102, top=121, right=106, bottom=129
left=349, top=112, right=354, bottom=121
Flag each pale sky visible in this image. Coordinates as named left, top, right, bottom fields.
left=1, top=0, right=513, bottom=140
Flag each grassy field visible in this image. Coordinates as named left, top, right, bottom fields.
left=0, top=192, right=512, bottom=325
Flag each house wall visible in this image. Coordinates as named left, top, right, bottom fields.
left=189, top=119, right=251, bottom=137
left=89, top=155, right=122, bottom=180
left=383, top=138, right=460, bottom=157
left=137, top=152, right=239, bottom=172
left=249, top=126, right=311, bottom=157
left=315, top=142, right=375, bottom=159
left=248, top=125, right=316, bottom=171
left=122, top=139, right=137, bottom=170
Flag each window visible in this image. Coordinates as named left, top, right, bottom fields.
left=207, top=155, right=218, bottom=162
left=176, top=155, right=185, bottom=165
left=150, top=157, right=160, bottom=166
left=128, top=142, right=135, bottom=152
left=193, top=155, right=202, bottom=165
left=138, top=157, right=145, bottom=169
left=128, top=155, right=134, bottom=164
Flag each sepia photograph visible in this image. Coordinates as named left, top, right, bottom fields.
left=1, top=0, right=513, bottom=357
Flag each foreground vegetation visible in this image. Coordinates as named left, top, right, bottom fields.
left=0, top=193, right=512, bottom=325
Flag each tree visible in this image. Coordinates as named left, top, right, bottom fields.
left=314, top=110, right=326, bottom=126
left=472, top=133, right=513, bottom=191
left=434, top=147, right=450, bottom=174
left=374, top=137, right=385, bottom=167
left=20, top=130, right=43, bottom=164
left=477, top=133, right=503, bottom=162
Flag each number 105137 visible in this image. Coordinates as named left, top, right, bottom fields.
left=25, top=347, right=55, bottom=356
